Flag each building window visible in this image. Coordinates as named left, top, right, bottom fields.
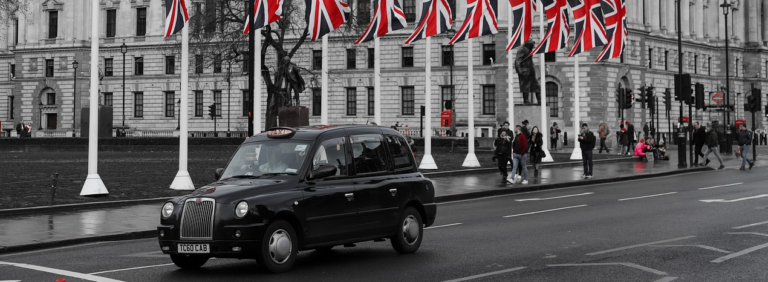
left=134, top=92, right=143, bottom=117
left=103, top=92, right=112, bottom=106
left=195, top=54, right=204, bottom=73
left=442, top=45, right=454, bottom=66
left=404, top=0, right=416, bottom=22
left=204, top=0, right=217, bottom=35
left=546, top=82, right=559, bottom=117
left=242, top=90, right=250, bottom=116
left=313, top=50, right=322, bottom=70
left=194, top=90, right=203, bottom=117
left=10, top=64, right=15, bottom=78
left=47, top=92, right=56, bottom=105
left=48, top=11, right=58, bottom=39
left=694, top=54, right=698, bottom=74
left=134, top=57, right=144, bottom=75
left=347, top=49, right=356, bottom=69
left=165, top=92, right=175, bottom=117
left=482, top=85, right=495, bottom=115
left=708, top=57, right=712, bottom=76
left=367, top=87, right=374, bottom=116
left=9, top=96, right=15, bottom=119
left=402, top=47, right=414, bottom=67
left=312, top=88, right=321, bottom=116
left=358, top=0, right=371, bottom=25
left=545, top=52, right=556, bottom=63
left=441, top=86, right=454, bottom=110
left=106, top=10, right=116, bottom=38
left=242, top=54, right=250, bottom=73
left=214, top=54, right=222, bottom=73
left=368, top=48, right=375, bottom=68
left=104, top=58, right=113, bottom=77
left=45, top=59, right=54, bottom=77
left=735, top=58, right=739, bottom=77
left=13, top=19, right=19, bottom=45
left=213, top=90, right=222, bottom=117
left=166, top=56, right=175, bottom=74
left=648, top=48, right=653, bottom=69
left=192, top=3, right=203, bottom=37
left=136, top=8, right=147, bottom=36
left=402, top=87, right=414, bottom=115
left=346, top=88, right=357, bottom=115
left=665, top=50, right=669, bottom=71
left=448, top=0, right=456, bottom=20
left=483, top=44, right=496, bottom=65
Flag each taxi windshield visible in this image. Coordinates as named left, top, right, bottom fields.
left=220, top=141, right=311, bottom=180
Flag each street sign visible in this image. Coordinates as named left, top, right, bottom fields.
left=712, top=93, right=724, bottom=104
left=678, top=117, right=690, bottom=123
left=735, top=119, right=746, bottom=128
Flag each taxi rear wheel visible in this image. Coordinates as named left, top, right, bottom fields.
left=256, top=220, right=298, bottom=273
left=170, top=254, right=209, bottom=269
left=391, top=207, right=423, bottom=254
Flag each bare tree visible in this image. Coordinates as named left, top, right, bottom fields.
left=0, top=0, right=30, bottom=42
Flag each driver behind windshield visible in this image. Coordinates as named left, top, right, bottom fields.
left=260, top=146, right=289, bottom=173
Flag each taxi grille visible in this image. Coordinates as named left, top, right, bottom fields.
left=180, top=198, right=215, bottom=240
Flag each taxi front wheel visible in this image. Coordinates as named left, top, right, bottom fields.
left=256, top=220, right=298, bottom=273
left=391, top=207, right=423, bottom=254
left=170, top=254, right=209, bottom=269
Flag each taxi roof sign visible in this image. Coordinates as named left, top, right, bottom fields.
left=266, top=127, right=296, bottom=138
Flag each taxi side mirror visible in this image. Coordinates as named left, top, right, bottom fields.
left=215, top=168, right=224, bottom=180
left=309, top=164, right=337, bottom=180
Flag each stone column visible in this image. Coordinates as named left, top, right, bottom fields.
left=649, top=0, right=660, bottom=32
left=746, top=0, right=762, bottom=45
left=705, top=2, right=717, bottom=41
left=764, top=0, right=768, bottom=45
left=734, top=2, right=745, bottom=43
left=681, top=0, right=690, bottom=39
left=457, top=0, right=467, bottom=21
left=666, top=0, right=676, bottom=36
left=692, top=0, right=703, bottom=40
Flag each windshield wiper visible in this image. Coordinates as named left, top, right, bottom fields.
left=223, top=175, right=262, bottom=180
left=260, top=172, right=297, bottom=176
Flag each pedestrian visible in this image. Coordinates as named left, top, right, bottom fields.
left=578, top=123, right=596, bottom=178
left=529, top=126, right=544, bottom=177
left=656, top=140, right=669, bottom=160
left=738, top=124, right=755, bottom=170
left=643, top=122, right=650, bottom=139
left=634, top=137, right=651, bottom=161
left=619, top=124, right=630, bottom=155
left=497, top=121, right=513, bottom=138
left=598, top=123, right=609, bottom=153
left=521, top=120, right=530, bottom=137
left=26, top=122, right=32, bottom=138
left=507, top=125, right=529, bottom=185
left=550, top=122, right=561, bottom=151
left=692, top=122, right=708, bottom=166
left=493, top=130, right=512, bottom=182
left=626, top=121, right=636, bottom=150
left=700, top=126, right=725, bottom=169
left=762, top=126, right=768, bottom=145
left=15, top=119, right=25, bottom=138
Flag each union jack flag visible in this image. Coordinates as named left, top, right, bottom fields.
left=449, top=0, right=498, bottom=45
left=405, top=0, right=452, bottom=44
left=567, top=0, right=607, bottom=56
left=356, top=0, right=408, bottom=44
left=305, top=0, right=351, bottom=41
left=243, top=0, right=285, bottom=34
left=506, top=0, right=536, bottom=51
left=165, top=0, right=190, bottom=37
left=530, top=0, right=569, bottom=55
left=595, top=0, right=627, bottom=61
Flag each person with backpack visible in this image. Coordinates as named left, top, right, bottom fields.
left=700, top=126, right=725, bottom=169
left=578, top=123, right=596, bottom=178
left=738, top=124, right=755, bottom=170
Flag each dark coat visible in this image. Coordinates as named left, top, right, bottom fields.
left=739, top=130, right=753, bottom=146
left=627, top=124, right=636, bottom=142
left=579, top=130, right=597, bottom=150
left=521, top=126, right=530, bottom=138
left=494, top=136, right=511, bottom=156
left=497, top=128, right=513, bottom=138
left=528, top=133, right=544, bottom=153
left=706, top=131, right=719, bottom=148
left=692, top=127, right=707, bottom=146
left=512, top=132, right=529, bottom=155
left=550, top=126, right=561, bottom=140
left=620, top=130, right=629, bottom=145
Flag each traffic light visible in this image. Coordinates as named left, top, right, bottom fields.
left=646, top=87, right=655, bottom=113
left=664, top=88, right=671, bottom=110
left=208, top=104, right=216, bottom=118
left=752, top=89, right=761, bottom=112
left=616, top=88, right=624, bottom=107
left=625, top=89, right=633, bottom=109
left=695, top=83, right=705, bottom=109
left=638, top=86, right=646, bottom=109
left=674, top=73, right=691, bottom=102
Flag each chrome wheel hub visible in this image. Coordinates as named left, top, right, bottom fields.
left=402, top=215, right=420, bottom=246
left=268, top=229, right=292, bottom=264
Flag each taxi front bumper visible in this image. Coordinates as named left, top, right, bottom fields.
left=157, top=223, right=266, bottom=258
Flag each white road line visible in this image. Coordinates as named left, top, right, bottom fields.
left=727, top=232, right=768, bottom=237
left=732, top=220, right=768, bottom=230
left=711, top=242, right=768, bottom=263
left=0, top=261, right=124, bottom=282
left=425, top=223, right=463, bottom=230
left=698, top=182, right=743, bottom=190
left=586, top=236, right=696, bottom=256
left=515, top=192, right=594, bottom=202
left=503, top=205, right=587, bottom=218
left=442, top=267, right=526, bottom=282
left=547, top=263, right=668, bottom=276
left=650, top=245, right=733, bottom=254
left=89, top=263, right=175, bottom=275
left=653, top=277, right=678, bottom=282
left=618, top=192, right=678, bottom=201
left=700, top=194, right=768, bottom=203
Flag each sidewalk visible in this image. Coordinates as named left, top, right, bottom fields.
left=1, top=146, right=765, bottom=254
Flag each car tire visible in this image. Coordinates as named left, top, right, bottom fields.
left=170, top=254, right=209, bottom=269
left=256, top=220, right=299, bottom=273
left=391, top=206, right=423, bottom=254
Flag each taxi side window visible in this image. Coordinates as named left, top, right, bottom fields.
left=350, top=134, right=388, bottom=174
left=312, top=137, right=347, bottom=176
left=386, top=135, right=414, bottom=170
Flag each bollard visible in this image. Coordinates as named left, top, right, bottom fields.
left=563, top=132, right=568, bottom=146
left=50, top=173, right=59, bottom=206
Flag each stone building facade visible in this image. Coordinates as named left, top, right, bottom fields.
left=0, top=0, right=766, bottom=138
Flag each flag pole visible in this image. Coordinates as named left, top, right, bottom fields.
left=569, top=55, right=582, bottom=160
left=507, top=2, right=514, bottom=128
left=321, top=35, right=329, bottom=125
left=254, top=31, right=262, bottom=133
left=374, top=36, right=381, bottom=125
left=539, top=0, right=553, bottom=162
left=420, top=36, right=437, bottom=169
left=462, top=38, right=480, bottom=167
left=80, top=0, right=107, bottom=196
left=171, top=23, right=194, bottom=190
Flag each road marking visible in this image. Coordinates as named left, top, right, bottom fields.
left=503, top=205, right=587, bottom=218
left=653, top=277, right=678, bottom=282
left=618, top=192, right=678, bottom=201
left=586, top=236, right=696, bottom=256
left=425, top=223, right=463, bottom=230
left=651, top=245, right=732, bottom=254
left=442, top=267, right=526, bottom=282
left=700, top=194, right=768, bottom=203
left=711, top=242, right=768, bottom=263
left=727, top=232, right=768, bottom=237
left=732, top=220, right=768, bottom=229
left=515, top=192, right=594, bottom=202
left=547, top=263, right=667, bottom=276
left=0, top=261, right=124, bottom=282
left=89, top=263, right=175, bottom=275
left=698, top=182, right=743, bottom=190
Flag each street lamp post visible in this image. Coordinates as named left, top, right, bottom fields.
left=120, top=43, right=127, bottom=137
left=72, top=60, right=79, bottom=137
left=227, top=61, right=232, bottom=137
left=721, top=0, right=733, bottom=154
left=38, top=101, right=43, bottom=131
left=177, top=99, right=181, bottom=130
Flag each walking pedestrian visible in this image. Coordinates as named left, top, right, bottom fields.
left=578, top=123, right=596, bottom=178
left=497, top=121, right=513, bottom=138
left=493, top=130, right=512, bottom=182
left=643, top=122, right=650, bottom=139
left=626, top=121, right=636, bottom=150
left=550, top=122, right=561, bottom=151
left=598, top=123, right=609, bottom=153
left=15, top=119, right=25, bottom=138
left=529, top=126, right=544, bottom=177
left=738, top=124, right=755, bottom=170
left=700, top=126, right=725, bottom=169
left=692, top=122, right=708, bottom=166
left=619, top=125, right=630, bottom=155
left=761, top=126, right=768, bottom=145
left=507, top=125, right=529, bottom=185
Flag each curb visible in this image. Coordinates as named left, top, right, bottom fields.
left=422, top=156, right=637, bottom=178
left=0, top=197, right=171, bottom=217
left=0, top=230, right=157, bottom=255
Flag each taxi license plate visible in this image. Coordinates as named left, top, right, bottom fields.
left=178, top=244, right=209, bottom=254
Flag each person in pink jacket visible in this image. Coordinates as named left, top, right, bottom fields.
left=634, top=138, right=650, bottom=159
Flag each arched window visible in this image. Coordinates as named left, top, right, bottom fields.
left=546, top=82, right=558, bottom=117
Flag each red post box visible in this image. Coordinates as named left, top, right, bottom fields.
left=441, top=110, right=452, bottom=127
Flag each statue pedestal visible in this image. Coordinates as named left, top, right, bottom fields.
left=512, top=104, right=543, bottom=128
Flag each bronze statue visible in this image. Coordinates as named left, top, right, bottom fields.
left=515, top=39, right=541, bottom=105
left=283, top=58, right=305, bottom=107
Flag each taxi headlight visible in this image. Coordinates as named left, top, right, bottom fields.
left=235, top=201, right=249, bottom=219
left=161, top=202, right=174, bottom=219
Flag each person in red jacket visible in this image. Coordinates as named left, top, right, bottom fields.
left=507, top=125, right=529, bottom=185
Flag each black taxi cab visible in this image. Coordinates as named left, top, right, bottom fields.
left=157, top=125, right=437, bottom=273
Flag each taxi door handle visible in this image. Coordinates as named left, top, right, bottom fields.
left=389, top=189, right=397, bottom=196
left=345, top=193, right=354, bottom=201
